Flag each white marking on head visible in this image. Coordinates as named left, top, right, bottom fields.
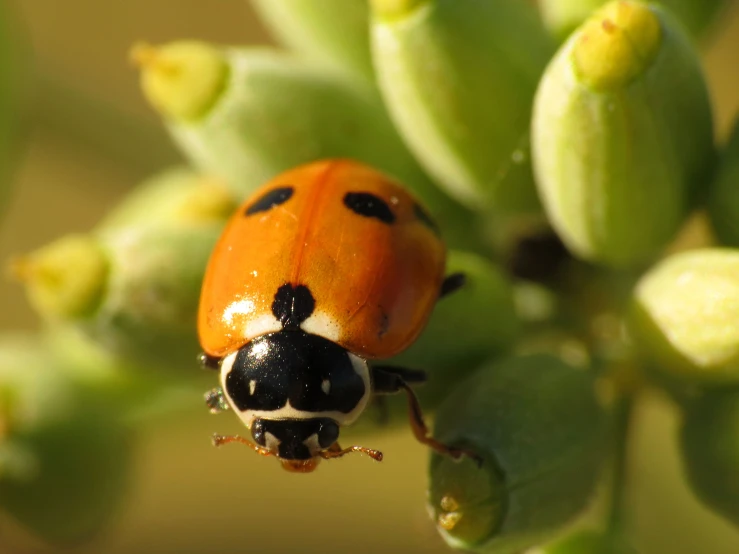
left=249, top=380, right=256, bottom=395
left=301, top=311, right=341, bottom=343
left=321, top=379, right=331, bottom=395
left=220, top=351, right=238, bottom=385
left=264, top=432, right=280, bottom=452
left=303, top=433, right=321, bottom=455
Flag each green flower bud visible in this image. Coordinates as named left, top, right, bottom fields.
left=428, top=354, right=608, bottom=553
left=536, top=529, right=639, bottom=554
left=532, top=1, right=715, bottom=267
left=136, top=42, right=484, bottom=252
left=13, top=164, right=239, bottom=373
left=679, top=387, right=739, bottom=527
left=15, top=224, right=221, bottom=372
left=0, top=335, right=132, bottom=545
left=708, top=118, right=739, bottom=245
left=10, top=234, right=109, bottom=319
left=250, top=0, right=373, bottom=80
left=132, top=41, right=229, bottom=122
left=369, top=0, right=554, bottom=213
left=629, top=248, right=739, bottom=384
left=82, top=223, right=223, bottom=371
left=390, top=250, right=521, bottom=406
left=97, top=166, right=237, bottom=232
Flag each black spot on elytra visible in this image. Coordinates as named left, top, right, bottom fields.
left=245, top=186, right=294, bottom=215
left=377, top=311, right=390, bottom=338
left=413, top=202, right=440, bottom=235
left=271, top=283, right=315, bottom=329
left=343, top=192, right=395, bottom=224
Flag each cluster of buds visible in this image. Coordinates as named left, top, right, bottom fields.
left=1, top=0, right=737, bottom=552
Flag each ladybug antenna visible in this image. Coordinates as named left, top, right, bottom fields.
left=211, top=433, right=273, bottom=457
left=319, top=443, right=384, bottom=462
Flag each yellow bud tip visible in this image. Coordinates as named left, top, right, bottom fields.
left=11, top=235, right=109, bottom=320
left=129, top=41, right=179, bottom=75
left=7, top=256, right=31, bottom=282
left=573, top=0, right=662, bottom=90
left=369, top=0, right=428, bottom=20
left=176, top=177, right=237, bottom=223
left=438, top=511, right=463, bottom=531
left=133, top=40, right=229, bottom=122
left=429, top=454, right=504, bottom=546
left=438, top=495, right=463, bottom=531
left=440, top=495, right=460, bottom=512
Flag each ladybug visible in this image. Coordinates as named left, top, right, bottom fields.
left=197, top=159, right=477, bottom=472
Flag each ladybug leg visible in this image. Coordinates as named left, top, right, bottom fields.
left=371, top=365, right=427, bottom=390
left=198, top=352, right=221, bottom=371
left=211, top=433, right=272, bottom=457
left=372, top=367, right=482, bottom=465
left=439, top=272, right=466, bottom=299
left=319, top=442, right=383, bottom=462
left=204, top=387, right=229, bottom=413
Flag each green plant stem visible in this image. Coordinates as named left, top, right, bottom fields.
left=607, top=392, right=635, bottom=537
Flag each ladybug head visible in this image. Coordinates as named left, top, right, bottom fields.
left=250, top=417, right=337, bottom=473
left=215, top=330, right=382, bottom=472
left=248, top=417, right=383, bottom=472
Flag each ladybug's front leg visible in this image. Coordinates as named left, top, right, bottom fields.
left=198, top=352, right=221, bottom=371
left=372, top=366, right=481, bottom=465
left=439, top=272, right=466, bottom=299
left=372, top=365, right=428, bottom=389
left=369, top=365, right=427, bottom=426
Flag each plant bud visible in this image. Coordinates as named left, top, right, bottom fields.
left=679, top=387, right=739, bottom=527
left=532, top=1, right=715, bottom=267
left=708, top=118, right=739, bottom=246
left=369, top=0, right=554, bottom=213
left=135, top=42, right=483, bottom=252
left=250, top=0, right=373, bottom=80
left=0, top=335, right=132, bottom=545
left=10, top=235, right=109, bottom=320
left=14, top=224, right=222, bottom=373
left=132, top=41, right=228, bottom=122
left=629, top=248, right=739, bottom=384
left=11, top=164, right=240, bottom=374
left=84, top=224, right=223, bottom=372
left=390, top=250, right=520, bottom=406
left=428, top=354, right=608, bottom=552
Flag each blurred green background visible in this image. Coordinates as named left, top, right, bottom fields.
left=0, top=1, right=739, bottom=553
